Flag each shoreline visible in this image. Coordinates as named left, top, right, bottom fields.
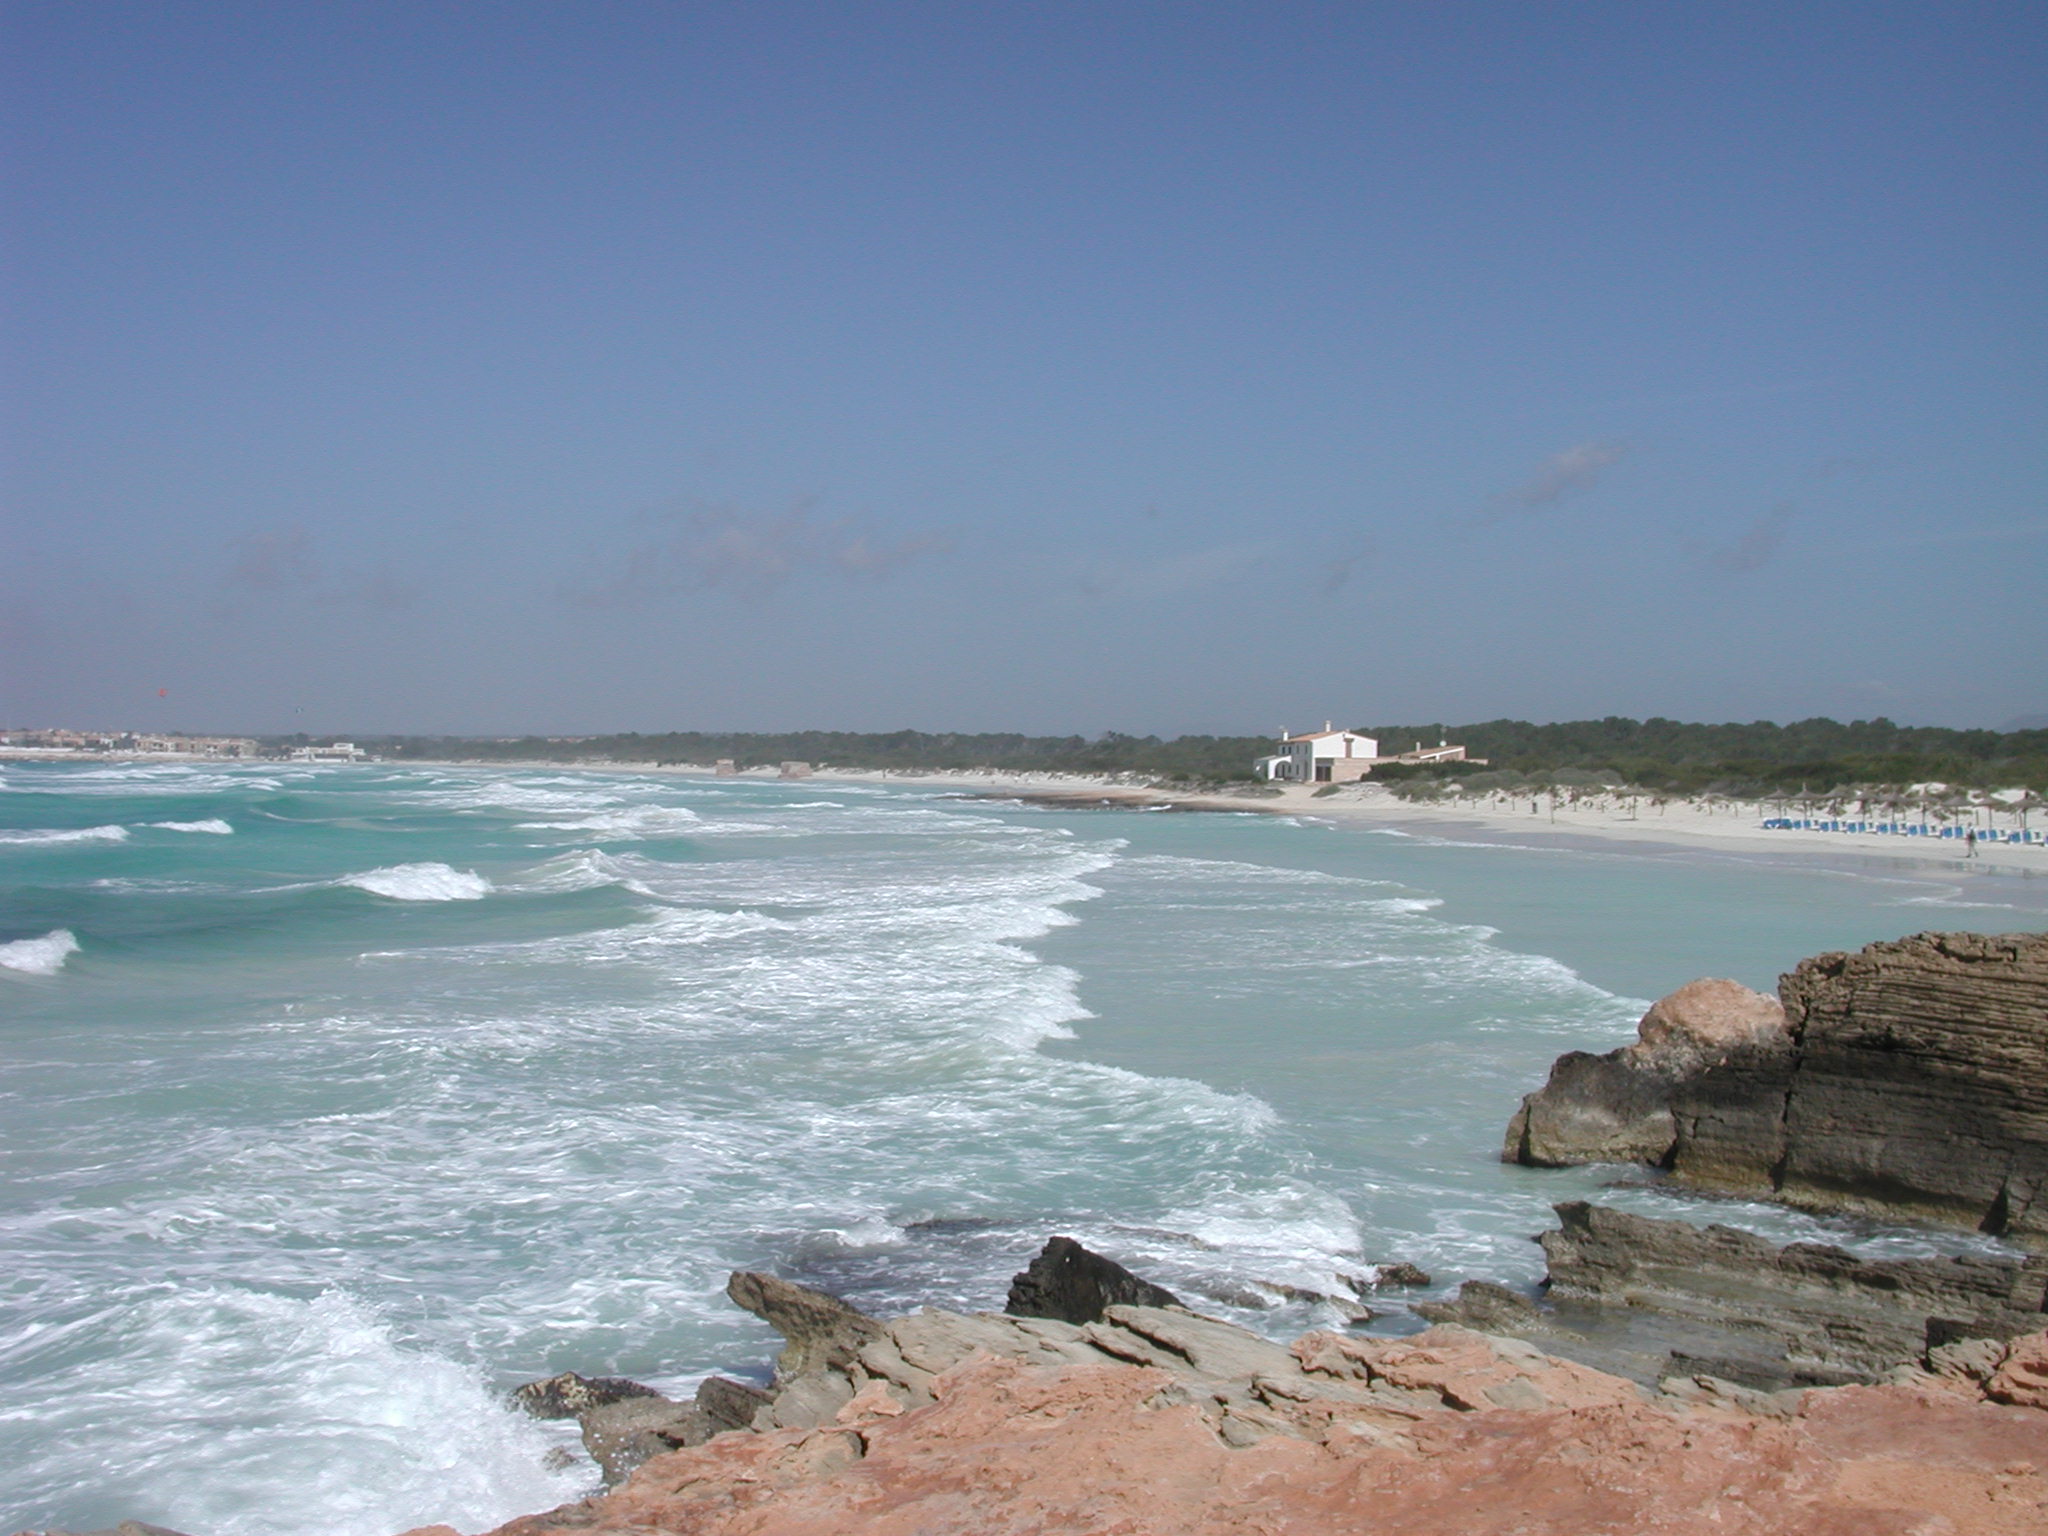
left=10, top=749, right=2044, bottom=882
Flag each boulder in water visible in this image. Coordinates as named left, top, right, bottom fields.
left=1004, top=1236, right=1181, bottom=1325
left=510, top=1371, right=664, bottom=1420
left=1504, top=933, right=2048, bottom=1246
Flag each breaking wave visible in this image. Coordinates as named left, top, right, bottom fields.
left=337, top=863, right=494, bottom=901
left=0, top=824, right=130, bottom=845
left=0, top=928, right=80, bottom=975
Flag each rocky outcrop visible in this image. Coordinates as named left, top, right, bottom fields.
left=1417, top=1203, right=2048, bottom=1390
left=510, top=1369, right=776, bottom=1485
left=726, top=1270, right=882, bottom=1383
left=1505, top=932, right=2048, bottom=1244
left=1504, top=977, right=1789, bottom=1167
left=476, top=1319, right=2048, bottom=1536
left=1003, top=1235, right=1181, bottom=1324
left=1536, top=1201, right=2048, bottom=1387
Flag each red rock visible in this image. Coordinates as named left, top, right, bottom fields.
left=1626, top=977, right=1787, bottom=1062
left=1988, top=1333, right=2048, bottom=1410
left=474, top=1329, right=2048, bottom=1536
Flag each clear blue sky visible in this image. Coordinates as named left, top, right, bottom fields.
left=5, top=1, right=2043, bottom=736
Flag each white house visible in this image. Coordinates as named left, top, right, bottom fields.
left=1259, top=724, right=1380, bottom=783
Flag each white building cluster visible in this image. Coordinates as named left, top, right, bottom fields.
left=0, top=729, right=370, bottom=762
left=0, top=729, right=262, bottom=758
left=1256, top=723, right=1481, bottom=783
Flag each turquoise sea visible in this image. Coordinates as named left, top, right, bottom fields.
left=4, top=760, right=2044, bottom=1535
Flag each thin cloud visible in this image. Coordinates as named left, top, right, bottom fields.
left=1709, top=504, right=1795, bottom=573
left=1321, top=541, right=1377, bottom=595
left=1511, top=442, right=1627, bottom=507
left=325, top=565, right=418, bottom=612
left=571, top=502, right=951, bottom=606
left=1077, top=543, right=1267, bottom=602
left=225, top=527, right=318, bottom=590
left=222, top=529, right=418, bottom=611
left=833, top=531, right=953, bottom=577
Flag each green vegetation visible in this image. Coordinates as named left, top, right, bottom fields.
left=322, top=716, right=2048, bottom=796
left=1367, top=717, right=2048, bottom=796
left=343, top=730, right=1274, bottom=785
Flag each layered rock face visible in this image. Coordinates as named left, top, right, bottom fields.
left=1530, top=1201, right=2048, bottom=1387
left=1505, top=931, right=2048, bottom=1244
left=464, top=1281, right=2048, bottom=1536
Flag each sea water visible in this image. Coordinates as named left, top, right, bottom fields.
left=3, top=761, right=2044, bottom=1536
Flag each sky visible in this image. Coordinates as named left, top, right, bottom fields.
left=4, top=1, right=2044, bottom=737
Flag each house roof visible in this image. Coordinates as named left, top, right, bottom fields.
left=1284, top=728, right=1371, bottom=742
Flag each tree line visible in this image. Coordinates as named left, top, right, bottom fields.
left=311, top=716, right=2048, bottom=794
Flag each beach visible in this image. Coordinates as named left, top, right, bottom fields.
left=768, top=766, right=2048, bottom=878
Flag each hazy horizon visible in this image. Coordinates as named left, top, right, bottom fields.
left=6, top=4, right=2043, bottom=737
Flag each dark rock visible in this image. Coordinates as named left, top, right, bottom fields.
left=1505, top=933, right=2048, bottom=1246
left=1414, top=1279, right=1542, bottom=1332
left=726, top=1271, right=882, bottom=1383
left=1003, top=1236, right=1181, bottom=1325
left=517, top=1369, right=772, bottom=1483
left=693, top=1373, right=772, bottom=1434
left=1372, top=1262, right=1433, bottom=1288
left=1263, top=1281, right=1374, bottom=1323
left=510, top=1371, right=664, bottom=1420
left=579, top=1395, right=706, bottom=1484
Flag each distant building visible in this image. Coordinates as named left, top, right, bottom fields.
left=1256, top=725, right=1485, bottom=782
left=779, top=761, right=813, bottom=779
left=0, top=729, right=257, bottom=757
left=288, top=741, right=367, bottom=762
left=1260, top=724, right=1380, bottom=783
left=714, top=759, right=739, bottom=776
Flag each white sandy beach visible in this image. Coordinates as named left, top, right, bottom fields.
left=784, top=765, right=2048, bottom=877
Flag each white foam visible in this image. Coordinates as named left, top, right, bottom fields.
left=519, top=804, right=703, bottom=839
left=511, top=849, right=658, bottom=895
left=0, top=928, right=79, bottom=975
left=0, top=824, right=130, bottom=844
left=412, top=777, right=622, bottom=814
left=338, top=863, right=494, bottom=901
left=152, top=819, right=234, bottom=834
left=1, top=1287, right=585, bottom=1536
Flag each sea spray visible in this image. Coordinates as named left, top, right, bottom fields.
left=338, top=862, right=495, bottom=900
left=0, top=928, right=80, bottom=974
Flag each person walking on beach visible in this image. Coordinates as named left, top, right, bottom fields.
left=1966, top=828, right=1978, bottom=858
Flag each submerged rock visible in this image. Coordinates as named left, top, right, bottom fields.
left=1505, top=932, right=2048, bottom=1245
left=1004, top=1236, right=1182, bottom=1324
left=1369, top=1261, right=1433, bottom=1288
left=1414, top=1279, right=1541, bottom=1333
left=511, top=1371, right=664, bottom=1420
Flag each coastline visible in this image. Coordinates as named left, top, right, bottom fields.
left=11, top=747, right=2042, bottom=881
left=796, top=766, right=2047, bottom=879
